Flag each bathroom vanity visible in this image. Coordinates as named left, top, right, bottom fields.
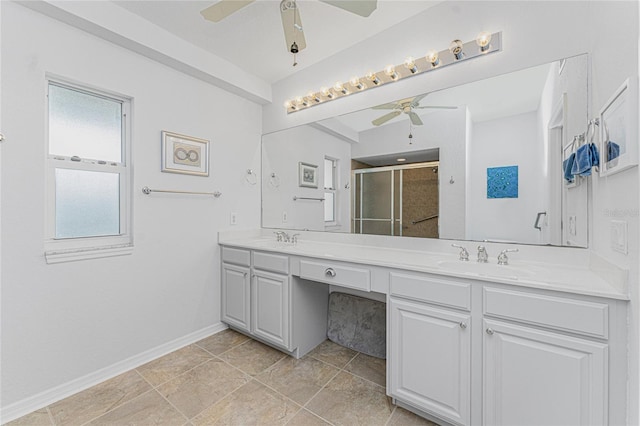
left=218, top=230, right=629, bottom=426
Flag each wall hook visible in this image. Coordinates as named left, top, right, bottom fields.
left=449, top=176, right=455, bottom=184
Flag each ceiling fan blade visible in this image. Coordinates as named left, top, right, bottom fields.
left=320, top=0, right=377, bottom=17
left=415, top=106, right=458, bottom=109
left=372, top=110, right=401, bottom=126
left=372, top=102, right=399, bottom=110
left=200, top=0, right=255, bottom=22
left=411, top=94, right=428, bottom=106
left=409, top=112, right=423, bottom=126
left=280, top=0, right=306, bottom=51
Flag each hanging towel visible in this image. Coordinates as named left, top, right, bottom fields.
left=563, top=153, right=576, bottom=182
left=571, top=144, right=593, bottom=176
left=608, top=141, right=620, bottom=161
left=590, top=143, right=600, bottom=171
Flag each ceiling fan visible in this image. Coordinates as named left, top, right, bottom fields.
left=371, top=94, right=458, bottom=126
left=200, top=0, right=377, bottom=57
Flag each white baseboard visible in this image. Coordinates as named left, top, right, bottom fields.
left=0, top=322, right=228, bottom=424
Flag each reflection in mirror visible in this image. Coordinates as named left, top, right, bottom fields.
left=262, top=54, right=589, bottom=247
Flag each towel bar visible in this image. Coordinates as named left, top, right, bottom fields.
left=142, top=186, right=222, bottom=197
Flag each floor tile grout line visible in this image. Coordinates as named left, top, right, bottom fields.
left=76, top=386, right=158, bottom=426
left=150, top=386, right=191, bottom=424
left=45, top=406, right=55, bottom=426
left=193, top=335, right=251, bottom=358
left=186, top=377, right=268, bottom=423
left=135, top=351, right=215, bottom=390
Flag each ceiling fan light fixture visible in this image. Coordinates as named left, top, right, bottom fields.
left=449, top=39, right=464, bottom=60
left=404, top=57, right=418, bottom=74
left=366, top=71, right=381, bottom=85
left=426, top=50, right=440, bottom=67
left=350, top=76, right=365, bottom=90
left=384, top=65, right=398, bottom=80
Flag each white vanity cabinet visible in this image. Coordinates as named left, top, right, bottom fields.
left=221, top=247, right=293, bottom=351
left=221, top=247, right=251, bottom=332
left=389, top=272, right=472, bottom=426
left=482, top=287, right=610, bottom=425
left=252, top=251, right=291, bottom=350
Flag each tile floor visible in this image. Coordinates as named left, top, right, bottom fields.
left=7, top=330, right=438, bottom=426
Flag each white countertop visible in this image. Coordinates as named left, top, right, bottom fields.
left=218, top=230, right=629, bottom=301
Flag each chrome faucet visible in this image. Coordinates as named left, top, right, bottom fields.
left=274, top=231, right=290, bottom=242
left=477, top=246, right=488, bottom=263
left=497, top=248, right=519, bottom=265
left=291, top=233, right=300, bottom=244
left=451, top=244, right=469, bottom=261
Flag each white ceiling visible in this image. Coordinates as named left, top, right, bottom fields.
left=113, top=0, right=440, bottom=83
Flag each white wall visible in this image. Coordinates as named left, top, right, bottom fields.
left=353, top=108, right=467, bottom=240
left=0, top=2, right=261, bottom=414
left=467, top=111, right=542, bottom=244
left=262, top=125, right=351, bottom=232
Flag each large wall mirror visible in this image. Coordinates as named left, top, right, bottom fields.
left=262, top=54, right=589, bottom=247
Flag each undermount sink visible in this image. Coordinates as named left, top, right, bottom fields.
left=436, top=260, right=535, bottom=279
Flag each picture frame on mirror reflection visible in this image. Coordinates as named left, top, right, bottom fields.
left=599, top=77, right=638, bottom=177
left=298, top=162, right=318, bottom=188
left=161, top=131, right=210, bottom=177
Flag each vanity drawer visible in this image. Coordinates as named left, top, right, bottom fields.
left=222, top=246, right=251, bottom=267
left=483, top=287, right=609, bottom=339
left=253, top=251, right=289, bottom=274
left=299, top=260, right=371, bottom=291
left=390, top=272, right=471, bottom=311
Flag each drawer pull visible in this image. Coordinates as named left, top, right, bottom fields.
left=486, top=328, right=494, bottom=335
left=459, top=322, right=467, bottom=329
left=325, top=268, right=336, bottom=277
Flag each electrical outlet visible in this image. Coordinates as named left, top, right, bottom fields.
left=568, top=216, right=577, bottom=236
left=282, top=211, right=288, bottom=223
left=611, top=220, right=628, bottom=254
left=230, top=212, right=237, bottom=225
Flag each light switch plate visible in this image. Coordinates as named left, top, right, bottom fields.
left=611, top=220, right=628, bottom=254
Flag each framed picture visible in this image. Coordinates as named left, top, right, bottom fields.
left=161, top=131, right=209, bottom=176
left=599, top=77, right=638, bottom=176
left=298, top=162, right=318, bottom=188
left=486, top=165, right=518, bottom=199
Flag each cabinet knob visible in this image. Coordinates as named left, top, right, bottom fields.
left=325, top=268, right=336, bottom=277
left=459, top=322, right=467, bottom=329
left=486, top=328, right=494, bottom=335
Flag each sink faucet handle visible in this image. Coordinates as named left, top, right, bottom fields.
left=273, top=231, right=284, bottom=242
left=291, top=233, right=300, bottom=244
left=477, top=246, right=489, bottom=263
left=497, top=248, right=519, bottom=265
left=451, top=244, right=469, bottom=261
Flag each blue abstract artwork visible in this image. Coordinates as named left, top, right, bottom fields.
left=487, top=166, right=518, bottom=199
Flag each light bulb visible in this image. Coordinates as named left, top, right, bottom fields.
left=284, top=100, right=293, bottom=109
left=350, top=76, right=365, bottom=90
left=449, top=39, right=464, bottom=60
left=296, top=96, right=308, bottom=107
left=307, top=91, right=321, bottom=103
left=476, top=31, right=492, bottom=52
left=321, top=87, right=335, bottom=99
left=366, top=71, right=381, bottom=85
left=334, top=81, right=348, bottom=95
left=426, top=50, right=440, bottom=67
left=404, top=57, right=418, bottom=74
left=384, top=65, right=398, bottom=80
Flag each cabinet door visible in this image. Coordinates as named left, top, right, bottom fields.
left=483, top=319, right=608, bottom=426
left=252, top=270, right=290, bottom=350
left=389, top=298, right=471, bottom=426
left=221, top=263, right=251, bottom=332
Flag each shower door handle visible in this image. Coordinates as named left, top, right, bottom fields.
left=534, top=212, right=547, bottom=230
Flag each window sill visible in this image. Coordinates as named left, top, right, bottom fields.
left=45, top=244, right=133, bottom=264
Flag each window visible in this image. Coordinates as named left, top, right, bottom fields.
left=45, top=80, right=132, bottom=263
left=324, top=157, right=337, bottom=225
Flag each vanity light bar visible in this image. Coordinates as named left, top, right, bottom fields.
left=284, top=31, right=502, bottom=114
